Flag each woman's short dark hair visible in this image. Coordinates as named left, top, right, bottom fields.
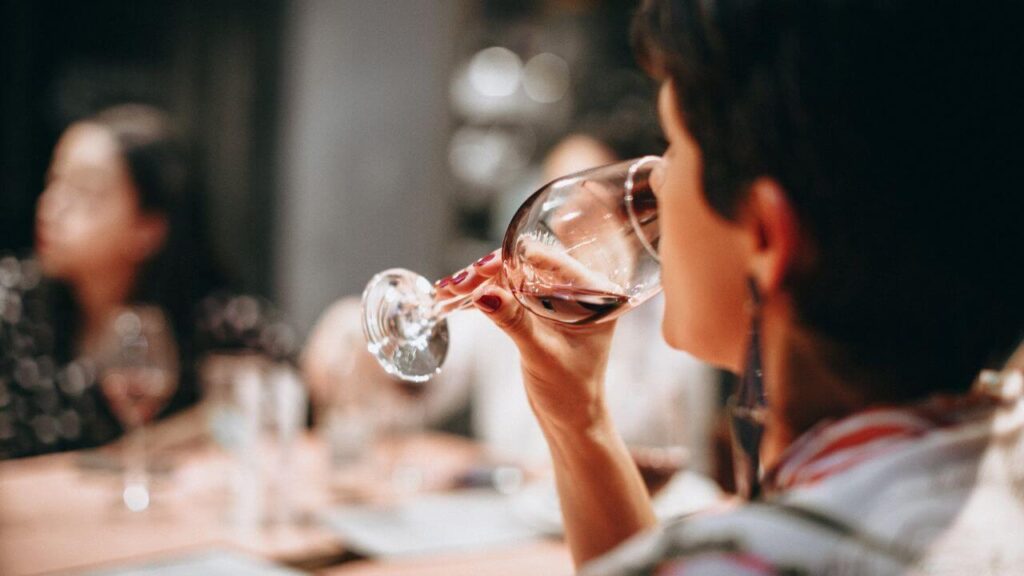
left=633, top=0, right=1023, bottom=399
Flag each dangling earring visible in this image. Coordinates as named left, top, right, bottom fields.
left=727, top=278, right=768, bottom=499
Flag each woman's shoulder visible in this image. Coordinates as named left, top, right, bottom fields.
left=585, top=390, right=1024, bottom=576
left=0, top=254, right=61, bottom=356
left=0, top=254, right=46, bottom=318
left=581, top=499, right=911, bottom=576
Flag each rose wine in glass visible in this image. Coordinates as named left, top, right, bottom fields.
left=363, top=156, right=662, bottom=382
left=505, top=286, right=631, bottom=325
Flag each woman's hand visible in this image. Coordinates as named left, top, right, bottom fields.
left=437, top=249, right=617, bottom=433
left=438, top=249, right=656, bottom=566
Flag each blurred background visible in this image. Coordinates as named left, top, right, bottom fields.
left=0, top=4, right=722, bottom=573
left=1, top=0, right=659, bottom=334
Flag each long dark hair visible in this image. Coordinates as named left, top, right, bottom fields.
left=53, top=104, right=225, bottom=411
left=632, top=0, right=1023, bottom=399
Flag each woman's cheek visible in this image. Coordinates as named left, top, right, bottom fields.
left=66, top=214, right=130, bottom=272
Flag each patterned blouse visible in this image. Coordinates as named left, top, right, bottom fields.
left=583, top=372, right=1024, bottom=575
left=0, top=256, right=113, bottom=457
left=0, top=255, right=297, bottom=459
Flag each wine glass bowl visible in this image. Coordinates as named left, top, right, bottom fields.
left=362, top=156, right=663, bottom=382
left=629, top=444, right=690, bottom=496
left=102, top=364, right=175, bottom=429
left=501, top=156, right=661, bottom=325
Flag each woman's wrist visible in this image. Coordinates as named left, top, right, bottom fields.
left=528, top=387, right=614, bottom=447
left=533, top=394, right=656, bottom=565
left=521, top=366, right=610, bottom=435
left=542, top=408, right=618, bottom=461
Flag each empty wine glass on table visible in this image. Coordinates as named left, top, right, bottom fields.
left=373, top=375, right=436, bottom=496
left=363, top=156, right=663, bottom=382
left=623, top=386, right=691, bottom=497
left=96, top=305, right=179, bottom=512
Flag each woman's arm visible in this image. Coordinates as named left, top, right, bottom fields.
left=538, top=403, right=657, bottom=564
left=444, top=251, right=656, bottom=565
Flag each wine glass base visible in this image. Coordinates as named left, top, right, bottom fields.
left=123, top=483, right=151, bottom=512
left=361, top=269, right=449, bottom=383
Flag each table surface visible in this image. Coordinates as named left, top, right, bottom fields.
left=0, top=433, right=574, bottom=576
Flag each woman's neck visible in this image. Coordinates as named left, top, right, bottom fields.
left=759, top=300, right=871, bottom=469
left=72, top=266, right=138, bottom=354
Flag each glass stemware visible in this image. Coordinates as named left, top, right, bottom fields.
left=97, top=305, right=179, bottom=511
left=363, top=156, right=662, bottom=382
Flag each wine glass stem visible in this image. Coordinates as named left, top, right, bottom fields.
left=431, top=277, right=497, bottom=318
left=124, top=424, right=149, bottom=504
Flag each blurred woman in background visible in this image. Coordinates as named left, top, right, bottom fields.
left=0, top=104, right=226, bottom=458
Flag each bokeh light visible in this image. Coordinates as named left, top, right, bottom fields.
left=467, top=46, right=522, bottom=98
left=522, top=53, right=570, bottom=103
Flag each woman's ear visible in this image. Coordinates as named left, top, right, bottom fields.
left=128, top=214, right=169, bottom=263
left=743, top=178, right=800, bottom=294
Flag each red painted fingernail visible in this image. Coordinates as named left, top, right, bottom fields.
left=436, top=276, right=452, bottom=288
left=451, top=270, right=469, bottom=284
left=473, top=253, right=496, bottom=267
left=476, top=294, right=501, bottom=313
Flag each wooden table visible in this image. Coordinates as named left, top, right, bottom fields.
left=322, top=540, right=573, bottom=576
left=0, top=433, right=573, bottom=576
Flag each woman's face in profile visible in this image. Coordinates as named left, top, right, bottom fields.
left=652, top=82, right=749, bottom=371
left=35, top=123, right=146, bottom=282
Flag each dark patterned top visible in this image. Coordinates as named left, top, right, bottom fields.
left=0, top=256, right=118, bottom=457
left=0, top=255, right=298, bottom=459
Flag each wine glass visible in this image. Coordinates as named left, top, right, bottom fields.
left=97, top=305, right=179, bottom=511
left=624, top=386, right=691, bottom=497
left=363, top=156, right=662, bottom=382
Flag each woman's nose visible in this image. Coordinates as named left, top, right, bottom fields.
left=37, top=185, right=68, bottom=222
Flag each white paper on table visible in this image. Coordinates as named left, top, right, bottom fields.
left=320, top=489, right=543, bottom=558
left=65, top=549, right=303, bottom=576
left=512, top=470, right=724, bottom=536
